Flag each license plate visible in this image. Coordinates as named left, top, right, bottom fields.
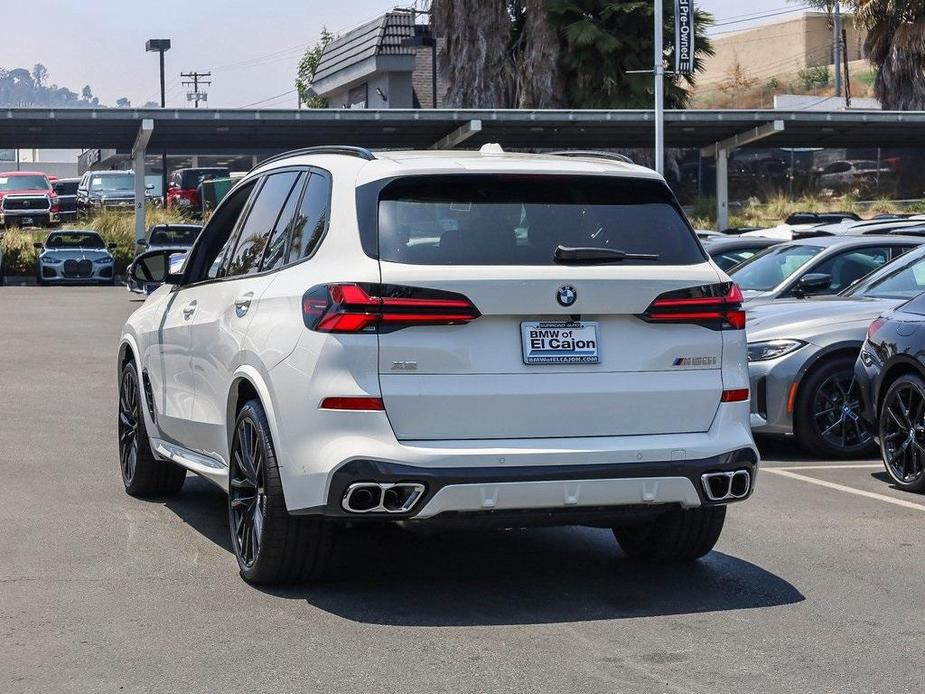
left=22, top=217, right=33, bottom=225
left=521, top=321, right=599, bottom=364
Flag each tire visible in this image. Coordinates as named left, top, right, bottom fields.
left=613, top=505, right=726, bottom=562
left=794, top=355, right=876, bottom=459
left=118, top=360, right=186, bottom=497
left=228, top=399, right=334, bottom=585
left=878, top=374, right=925, bottom=493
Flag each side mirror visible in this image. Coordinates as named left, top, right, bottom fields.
left=794, top=272, right=832, bottom=298
left=130, top=249, right=184, bottom=287
left=33, top=242, right=43, bottom=250
left=108, top=242, right=118, bottom=250
left=137, top=239, right=148, bottom=248
left=145, top=183, right=155, bottom=191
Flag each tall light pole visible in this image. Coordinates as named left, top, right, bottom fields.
left=146, top=39, right=171, bottom=204
left=654, top=0, right=664, bottom=175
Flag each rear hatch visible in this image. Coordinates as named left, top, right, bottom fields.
left=368, top=174, right=734, bottom=441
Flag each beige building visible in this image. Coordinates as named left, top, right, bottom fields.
left=699, top=12, right=867, bottom=88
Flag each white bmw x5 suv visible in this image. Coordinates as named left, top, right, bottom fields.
left=118, top=145, right=757, bottom=585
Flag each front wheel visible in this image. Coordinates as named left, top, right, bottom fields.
left=228, top=400, right=334, bottom=585
left=613, top=505, right=726, bottom=562
left=794, top=356, right=876, bottom=459
left=878, top=374, right=925, bottom=493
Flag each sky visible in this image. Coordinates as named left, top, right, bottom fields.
left=0, top=0, right=797, bottom=109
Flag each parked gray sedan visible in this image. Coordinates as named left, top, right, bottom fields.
left=746, top=244, right=925, bottom=458
left=34, top=230, right=116, bottom=285
left=730, top=235, right=925, bottom=305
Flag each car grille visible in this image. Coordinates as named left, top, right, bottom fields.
left=3, top=195, right=49, bottom=211
left=63, top=259, right=93, bottom=278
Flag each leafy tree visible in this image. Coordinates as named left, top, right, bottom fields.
left=719, top=60, right=758, bottom=107
left=855, top=0, right=925, bottom=109
left=31, top=64, right=48, bottom=87
left=116, top=97, right=132, bottom=108
left=295, top=28, right=334, bottom=108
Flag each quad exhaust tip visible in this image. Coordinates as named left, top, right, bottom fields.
left=342, top=482, right=426, bottom=514
left=701, top=470, right=751, bottom=502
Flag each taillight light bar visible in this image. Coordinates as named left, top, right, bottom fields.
left=640, top=282, right=745, bottom=330
left=302, top=283, right=481, bottom=334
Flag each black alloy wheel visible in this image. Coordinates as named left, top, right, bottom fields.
left=229, top=415, right=268, bottom=569
left=879, top=375, right=925, bottom=492
left=796, top=357, right=876, bottom=458
left=119, top=366, right=140, bottom=485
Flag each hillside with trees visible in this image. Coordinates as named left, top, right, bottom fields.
left=0, top=64, right=132, bottom=108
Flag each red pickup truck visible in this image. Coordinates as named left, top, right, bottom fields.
left=0, top=171, right=60, bottom=228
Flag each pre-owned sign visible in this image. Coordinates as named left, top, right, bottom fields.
left=674, top=0, right=695, bottom=75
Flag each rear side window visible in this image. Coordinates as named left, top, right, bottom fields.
left=288, top=172, right=331, bottom=261
left=225, top=171, right=300, bottom=278
left=260, top=172, right=305, bottom=272
left=370, top=175, right=702, bottom=265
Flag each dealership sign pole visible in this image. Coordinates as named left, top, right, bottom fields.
left=674, top=0, right=695, bottom=76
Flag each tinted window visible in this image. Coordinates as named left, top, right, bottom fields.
left=856, top=253, right=925, bottom=300
left=180, top=168, right=229, bottom=188
left=46, top=232, right=105, bottom=249
left=288, top=172, right=330, bottom=260
left=730, top=244, right=823, bottom=291
left=810, top=247, right=891, bottom=293
left=225, top=171, right=300, bottom=278
left=712, top=249, right=760, bottom=271
left=187, top=181, right=256, bottom=282
left=149, top=226, right=201, bottom=246
left=53, top=181, right=79, bottom=195
left=373, top=175, right=702, bottom=265
left=260, top=173, right=305, bottom=272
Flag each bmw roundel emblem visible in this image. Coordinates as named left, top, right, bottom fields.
left=557, top=285, right=577, bottom=307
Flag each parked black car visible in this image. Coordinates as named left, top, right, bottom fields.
left=134, top=223, right=202, bottom=256
left=52, top=178, right=80, bottom=222
left=856, top=295, right=925, bottom=492
left=77, top=170, right=137, bottom=217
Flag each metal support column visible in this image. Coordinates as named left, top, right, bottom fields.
left=702, top=120, right=785, bottom=231
left=132, top=119, right=154, bottom=245
left=430, top=120, right=482, bottom=150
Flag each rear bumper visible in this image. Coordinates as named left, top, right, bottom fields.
left=295, top=447, right=758, bottom=519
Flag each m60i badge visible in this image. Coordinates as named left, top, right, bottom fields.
left=673, top=356, right=718, bottom=367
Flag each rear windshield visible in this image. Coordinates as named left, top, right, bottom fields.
left=149, top=226, right=200, bottom=246
left=369, top=175, right=703, bottom=265
left=54, top=181, right=79, bottom=195
left=46, top=232, right=105, bottom=249
left=730, top=244, right=823, bottom=291
left=180, top=169, right=228, bottom=188
left=0, top=174, right=50, bottom=191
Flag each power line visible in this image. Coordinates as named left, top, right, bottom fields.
left=181, top=71, right=212, bottom=108
left=712, top=5, right=811, bottom=28
left=239, top=88, right=298, bottom=109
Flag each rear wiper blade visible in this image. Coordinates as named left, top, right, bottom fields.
left=553, top=245, right=660, bottom=264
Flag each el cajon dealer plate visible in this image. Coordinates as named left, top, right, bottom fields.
left=521, top=321, right=599, bottom=364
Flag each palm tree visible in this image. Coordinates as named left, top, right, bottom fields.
left=854, top=0, right=925, bottom=109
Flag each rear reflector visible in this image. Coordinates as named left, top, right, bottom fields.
left=641, top=282, right=745, bottom=330
left=867, top=317, right=886, bottom=339
left=303, top=283, right=480, bottom=334
left=320, top=397, right=385, bottom=411
left=721, top=388, right=750, bottom=403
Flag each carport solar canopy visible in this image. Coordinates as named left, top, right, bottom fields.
left=1, top=107, right=925, bottom=152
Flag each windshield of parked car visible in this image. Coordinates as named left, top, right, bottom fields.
left=847, top=250, right=925, bottom=299
left=45, top=232, right=105, bottom=249
left=149, top=226, right=200, bottom=246
left=53, top=180, right=79, bottom=196
left=712, top=248, right=763, bottom=271
left=374, top=174, right=704, bottom=265
left=0, top=174, right=50, bottom=191
left=729, top=244, right=824, bottom=291
left=90, top=174, right=134, bottom=192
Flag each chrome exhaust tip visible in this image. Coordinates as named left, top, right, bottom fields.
left=701, top=470, right=751, bottom=502
left=342, top=482, right=426, bottom=514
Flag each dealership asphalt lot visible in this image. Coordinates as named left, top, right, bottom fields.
left=2, top=286, right=923, bottom=693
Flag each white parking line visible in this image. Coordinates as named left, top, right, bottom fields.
left=763, top=468, right=925, bottom=513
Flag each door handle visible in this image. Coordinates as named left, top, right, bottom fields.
left=234, top=293, right=254, bottom=317
left=182, top=300, right=197, bottom=319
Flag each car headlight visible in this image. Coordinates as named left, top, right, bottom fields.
left=94, top=256, right=113, bottom=264
left=747, top=339, right=806, bottom=362
left=41, top=255, right=63, bottom=264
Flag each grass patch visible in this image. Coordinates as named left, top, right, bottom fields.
left=1, top=207, right=192, bottom=275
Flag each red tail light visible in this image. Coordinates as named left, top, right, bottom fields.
left=303, top=283, right=480, bottom=334
left=320, top=396, right=384, bottom=410
left=721, top=388, right=750, bottom=403
left=641, top=282, right=745, bottom=330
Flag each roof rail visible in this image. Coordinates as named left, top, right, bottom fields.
left=546, top=150, right=634, bottom=165
left=258, top=145, right=377, bottom=168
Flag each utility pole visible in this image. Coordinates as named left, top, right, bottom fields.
left=832, top=2, right=842, bottom=98
left=842, top=27, right=852, bottom=109
left=654, top=0, right=665, bottom=175
left=181, top=71, right=212, bottom=108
